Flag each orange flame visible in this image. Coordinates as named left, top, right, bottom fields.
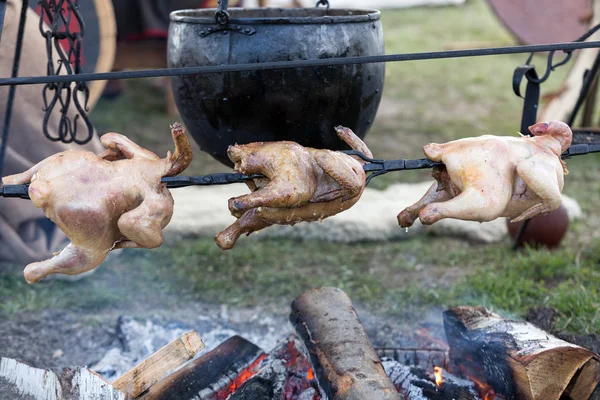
left=468, top=375, right=496, bottom=400
left=214, top=353, right=267, bottom=399
left=433, top=366, right=443, bottom=387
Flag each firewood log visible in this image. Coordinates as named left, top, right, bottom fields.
left=0, top=357, right=126, bottom=400
left=290, top=287, right=404, bottom=400
left=443, top=306, right=600, bottom=400
left=113, top=330, right=204, bottom=398
left=140, top=335, right=264, bottom=400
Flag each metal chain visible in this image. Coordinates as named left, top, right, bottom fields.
left=315, top=0, right=330, bottom=9
left=39, top=0, right=93, bottom=145
left=215, top=0, right=230, bottom=25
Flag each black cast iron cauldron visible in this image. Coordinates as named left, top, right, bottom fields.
left=168, top=8, right=385, bottom=166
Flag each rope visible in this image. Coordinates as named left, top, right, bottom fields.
left=1, top=40, right=600, bottom=87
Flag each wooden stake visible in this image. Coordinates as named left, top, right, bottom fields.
left=443, top=306, right=600, bottom=400
left=113, top=330, right=204, bottom=398
left=290, top=287, right=404, bottom=400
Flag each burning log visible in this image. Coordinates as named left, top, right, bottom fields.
left=227, top=376, right=275, bottom=399
left=290, top=287, right=404, bottom=400
left=223, top=334, right=324, bottom=400
left=376, top=348, right=448, bottom=370
left=113, top=330, right=204, bottom=398
left=140, top=335, right=265, bottom=399
left=382, top=358, right=479, bottom=400
left=443, top=306, right=600, bottom=400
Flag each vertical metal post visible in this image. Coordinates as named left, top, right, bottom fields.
left=567, top=50, right=600, bottom=127
left=0, top=0, right=8, bottom=44
left=0, top=0, right=28, bottom=178
left=512, top=67, right=540, bottom=249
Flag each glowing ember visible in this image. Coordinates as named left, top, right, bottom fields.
left=281, top=338, right=321, bottom=399
left=214, top=353, right=267, bottom=400
left=468, top=375, right=496, bottom=400
left=433, top=366, right=443, bottom=387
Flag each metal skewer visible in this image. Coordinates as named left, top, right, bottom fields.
left=2, top=144, right=599, bottom=200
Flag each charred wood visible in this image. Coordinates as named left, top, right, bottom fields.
left=258, top=335, right=323, bottom=399
left=290, top=287, right=403, bottom=400
left=444, top=306, right=600, bottom=400
left=113, top=330, right=204, bottom=398
left=376, top=348, right=448, bottom=370
left=140, top=335, right=265, bottom=400
left=382, top=358, right=479, bottom=400
left=228, top=376, right=275, bottom=400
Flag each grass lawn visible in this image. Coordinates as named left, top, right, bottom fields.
left=2, top=0, right=600, bottom=335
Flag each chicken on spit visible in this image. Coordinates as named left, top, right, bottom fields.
left=397, top=120, right=572, bottom=228
left=215, top=126, right=371, bottom=250
left=2, top=123, right=192, bottom=283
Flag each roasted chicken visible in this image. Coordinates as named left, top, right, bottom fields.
left=215, top=127, right=371, bottom=250
left=398, top=120, right=572, bottom=228
left=2, top=123, right=192, bottom=283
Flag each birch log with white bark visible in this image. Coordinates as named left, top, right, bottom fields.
left=443, top=306, right=600, bottom=400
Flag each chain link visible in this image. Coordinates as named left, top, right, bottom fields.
left=215, top=0, right=230, bottom=25
left=315, top=0, right=330, bottom=9
left=38, top=0, right=93, bottom=145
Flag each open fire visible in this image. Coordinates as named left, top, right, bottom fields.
left=433, top=367, right=443, bottom=388
left=468, top=375, right=496, bottom=400
left=132, top=294, right=600, bottom=400
left=8, top=289, right=598, bottom=400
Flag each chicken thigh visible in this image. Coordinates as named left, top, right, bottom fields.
left=397, top=120, right=572, bottom=228
left=2, top=123, right=192, bottom=283
left=215, top=126, right=371, bottom=250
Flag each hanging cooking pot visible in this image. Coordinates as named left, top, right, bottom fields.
left=168, top=2, right=384, bottom=166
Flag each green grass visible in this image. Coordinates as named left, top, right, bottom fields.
left=2, top=0, right=600, bottom=335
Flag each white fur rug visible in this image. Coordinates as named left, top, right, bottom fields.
left=165, top=182, right=582, bottom=244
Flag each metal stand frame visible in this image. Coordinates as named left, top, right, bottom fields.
left=0, top=0, right=26, bottom=177
left=0, top=1, right=599, bottom=250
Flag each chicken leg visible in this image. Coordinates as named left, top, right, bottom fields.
left=23, top=243, right=108, bottom=284
left=397, top=166, right=458, bottom=227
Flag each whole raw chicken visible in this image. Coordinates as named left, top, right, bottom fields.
left=397, top=120, right=572, bottom=228
left=2, top=123, right=192, bottom=283
left=215, top=126, right=371, bottom=250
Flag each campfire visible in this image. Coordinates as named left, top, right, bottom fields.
left=2, top=289, right=599, bottom=400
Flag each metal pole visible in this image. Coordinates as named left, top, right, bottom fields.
left=0, top=0, right=8, bottom=44
left=0, top=0, right=28, bottom=177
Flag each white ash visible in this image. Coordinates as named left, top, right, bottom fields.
left=91, top=312, right=291, bottom=382
left=298, top=388, right=319, bottom=400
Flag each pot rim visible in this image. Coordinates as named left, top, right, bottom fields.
left=170, top=8, right=381, bottom=25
